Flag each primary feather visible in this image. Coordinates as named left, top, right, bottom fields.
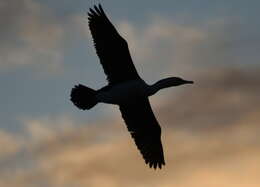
left=88, top=4, right=140, bottom=84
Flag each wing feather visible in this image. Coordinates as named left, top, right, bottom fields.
left=88, top=4, right=140, bottom=84
left=119, top=98, right=165, bottom=169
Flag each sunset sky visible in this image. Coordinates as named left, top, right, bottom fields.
left=1, top=0, right=260, bottom=186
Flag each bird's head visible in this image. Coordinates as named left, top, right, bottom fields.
left=156, top=77, right=194, bottom=87
left=149, top=77, right=193, bottom=96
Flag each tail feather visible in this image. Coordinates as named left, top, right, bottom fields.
left=70, top=84, right=98, bottom=110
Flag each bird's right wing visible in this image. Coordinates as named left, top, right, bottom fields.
left=88, top=4, right=140, bottom=84
left=119, top=98, right=165, bottom=169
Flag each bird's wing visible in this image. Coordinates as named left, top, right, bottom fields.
left=88, top=4, right=140, bottom=84
left=119, top=97, right=165, bottom=169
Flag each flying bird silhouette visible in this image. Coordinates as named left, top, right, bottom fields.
left=70, top=4, right=193, bottom=169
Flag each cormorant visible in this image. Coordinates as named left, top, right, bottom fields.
left=70, top=4, right=193, bottom=169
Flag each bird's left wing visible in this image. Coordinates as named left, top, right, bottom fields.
left=119, top=97, right=165, bottom=169
left=88, top=4, right=140, bottom=84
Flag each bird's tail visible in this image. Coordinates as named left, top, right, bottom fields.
left=70, top=84, right=98, bottom=110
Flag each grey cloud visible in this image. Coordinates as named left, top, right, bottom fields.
left=117, top=18, right=260, bottom=83
left=0, top=0, right=64, bottom=71
left=157, top=67, right=260, bottom=130
left=0, top=0, right=25, bottom=39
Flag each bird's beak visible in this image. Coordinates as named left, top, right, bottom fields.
left=185, top=80, right=194, bottom=84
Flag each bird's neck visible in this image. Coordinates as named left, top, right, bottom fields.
left=148, top=78, right=180, bottom=96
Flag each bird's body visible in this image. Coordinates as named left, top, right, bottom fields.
left=96, top=79, right=149, bottom=105
left=70, top=4, right=193, bottom=169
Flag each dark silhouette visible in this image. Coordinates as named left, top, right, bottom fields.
left=70, top=4, right=193, bottom=169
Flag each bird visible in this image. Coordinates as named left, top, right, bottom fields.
left=70, top=4, right=193, bottom=169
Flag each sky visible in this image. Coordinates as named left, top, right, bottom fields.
left=1, top=0, right=260, bottom=186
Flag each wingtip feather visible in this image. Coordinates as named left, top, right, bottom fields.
left=145, top=160, right=165, bottom=170
left=94, top=5, right=102, bottom=15
left=98, top=4, right=106, bottom=15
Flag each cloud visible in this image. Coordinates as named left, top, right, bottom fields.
left=0, top=130, right=22, bottom=159
left=0, top=67, right=260, bottom=186
left=118, top=18, right=206, bottom=79
left=116, top=16, right=260, bottom=106
left=1, top=113, right=260, bottom=187
left=157, top=67, right=260, bottom=130
left=2, top=1, right=258, bottom=78
left=116, top=17, right=260, bottom=83
left=0, top=0, right=64, bottom=72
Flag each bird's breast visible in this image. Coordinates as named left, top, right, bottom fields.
left=96, top=80, right=149, bottom=105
